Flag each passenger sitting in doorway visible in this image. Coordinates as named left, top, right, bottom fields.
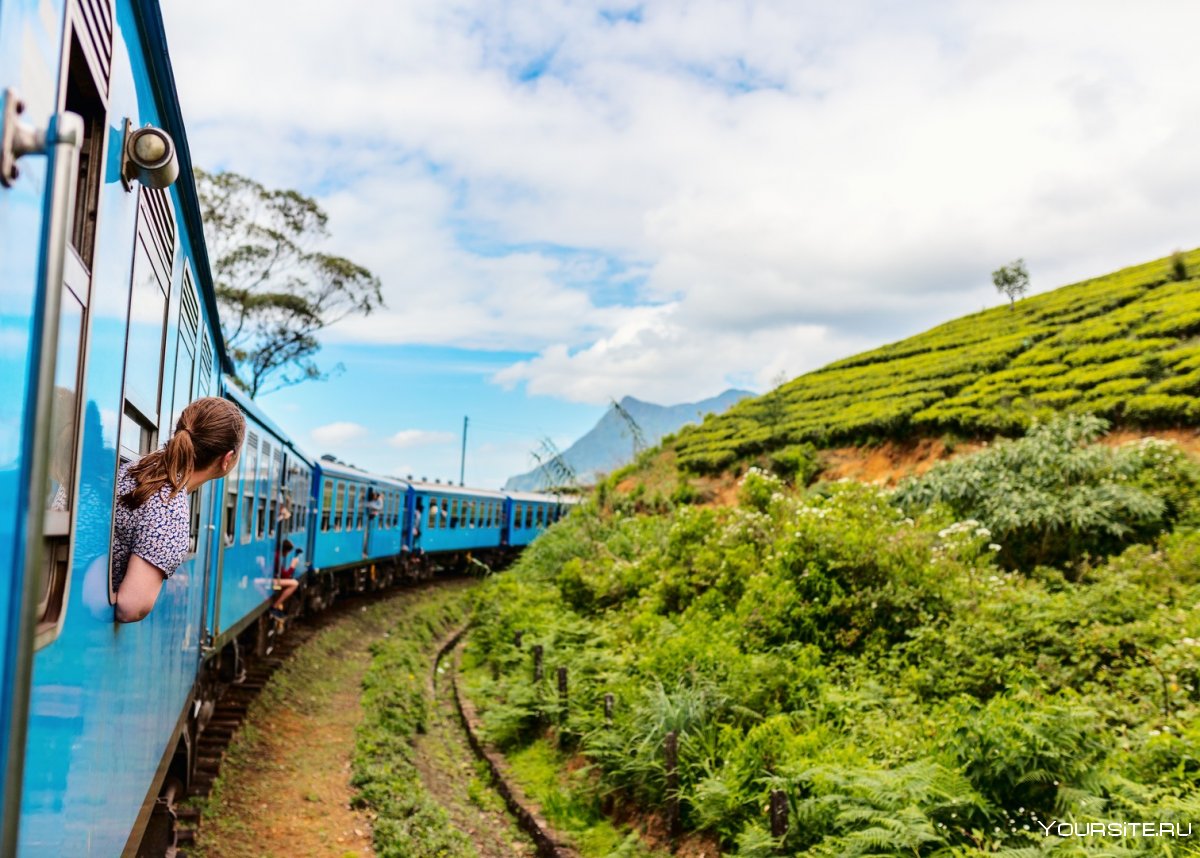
left=366, top=488, right=383, bottom=519
left=271, top=538, right=302, bottom=620
left=114, top=397, right=245, bottom=623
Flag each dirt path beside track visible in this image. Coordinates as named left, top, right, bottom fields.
left=191, top=583, right=467, bottom=858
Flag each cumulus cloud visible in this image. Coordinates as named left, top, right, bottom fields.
left=311, top=422, right=369, bottom=446
left=388, top=429, right=457, bottom=449
left=162, top=0, right=1200, bottom=402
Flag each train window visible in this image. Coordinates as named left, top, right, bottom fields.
left=44, top=294, right=84, bottom=533
left=63, top=15, right=110, bottom=268
left=268, top=448, right=281, bottom=537
left=301, top=470, right=311, bottom=531
left=122, top=194, right=173, bottom=429
left=334, top=482, right=345, bottom=531
left=321, top=480, right=332, bottom=531
left=187, top=490, right=200, bottom=555
left=448, top=499, right=457, bottom=529
left=427, top=500, right=437, bottom=529
left=223, top=453, right=241, bottom=547
left=525, top=506, right=534, bottom=529
left=356, top=486, right=365, bottom=530
left=241, top=433, right=258, bottom=543
left=255, top=442, right=269, bottom=539
left=513, top=504, right=522, bottom=529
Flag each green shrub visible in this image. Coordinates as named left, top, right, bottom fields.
left=894, top=415, right=1193, bottom=569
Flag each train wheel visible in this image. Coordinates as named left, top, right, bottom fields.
left=136, top=775, right=183, bottom=857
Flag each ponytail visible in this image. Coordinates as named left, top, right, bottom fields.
left=121, top=396, right=246, bottom=509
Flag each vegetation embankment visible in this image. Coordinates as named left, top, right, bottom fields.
left=191, top=583, right=476, bottom=858
left=654, top=248, right=1200, bottom=480
left=466, top=417, right=1200, bottom=855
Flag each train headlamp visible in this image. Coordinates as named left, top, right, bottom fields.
left=121, top=120, right=179, bottom=190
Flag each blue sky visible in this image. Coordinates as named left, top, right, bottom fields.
left=159, top=0, right=1200, bottom=487
left=264, top=344, right=603, bottom=488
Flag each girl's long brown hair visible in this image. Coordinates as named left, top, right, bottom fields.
left=122, top=396, right=246, bottom=509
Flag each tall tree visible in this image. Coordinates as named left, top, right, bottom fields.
left=992, top=258, right=1030, bottom=310
left=196, top=169, right=384, bottom=398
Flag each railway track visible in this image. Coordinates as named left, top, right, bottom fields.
left=163, top=574, right=455, bottom=858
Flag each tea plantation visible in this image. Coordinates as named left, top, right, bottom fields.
left=671, top=249, right=1200, bottom=474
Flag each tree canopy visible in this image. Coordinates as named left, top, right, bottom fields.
left=196, top=169, right=384, bottom=398
left=991, top=258, right=1029, bottom=309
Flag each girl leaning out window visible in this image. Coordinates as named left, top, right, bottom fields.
left=113, top=396, right=245, bottom=623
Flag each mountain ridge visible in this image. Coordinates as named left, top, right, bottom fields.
left=504, top=389, right=752, bottom=490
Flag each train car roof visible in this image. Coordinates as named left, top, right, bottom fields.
left=317, top=459, right=411, bottom=490
left=408, top=481, right=508, bottom=500
left=505, top=490, right=581, bottom=504
left=132, top=0, right=235, bottom=377
left=222, top=384, right=314, bottom=468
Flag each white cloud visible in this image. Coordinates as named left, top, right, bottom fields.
left=388, top=429, right=457, bottom=449
left=311, top=421, right=369, bottom=446
left=162, top=0, right=1200, bottom=402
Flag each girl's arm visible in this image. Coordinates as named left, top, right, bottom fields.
left=115, top=555, right=166, bottom=623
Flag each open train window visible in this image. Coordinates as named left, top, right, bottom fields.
left=321, top=480, right=332, bottom=531
left=356, top=486, right=365, bottom=530
left=525, top=506, right=534, bottom=529
left=241, top=433, right=258, bottom=544
left=333, top=482, right=344, bottom=531
left=223, top=453, right=241, bottom=546
left=267, top=448, right=280, bottom=537
left=38, top=0, right=114, bottom=642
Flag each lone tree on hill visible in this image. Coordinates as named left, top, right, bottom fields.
left=196, top=169, right=384, bottom=398
left=992, top=258, right=1030, bottom=310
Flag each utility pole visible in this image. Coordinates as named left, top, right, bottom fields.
left=611, top=398, right=647, bottom=461
left=459, top=416, right=468, bottom=486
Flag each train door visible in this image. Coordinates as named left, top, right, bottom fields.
left=0, top=3, right=95, bottom=848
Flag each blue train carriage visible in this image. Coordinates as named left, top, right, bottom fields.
left=310, top=460, right=410, bottom=599
left=504, top=490, right=577, bottom=548
left=410, top=481, right=512, bottom=570
left=1, top=0, right=236, bottom=853
left=206, top=384, right=314, bottom=655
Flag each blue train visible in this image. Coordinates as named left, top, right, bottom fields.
left=0, top=1, right=574, bottom=854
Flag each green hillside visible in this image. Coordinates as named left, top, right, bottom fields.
left=673, top=249, right=1200, bottom=474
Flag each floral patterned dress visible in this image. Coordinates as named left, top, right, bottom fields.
left=111, top=463, right=190, bottom=592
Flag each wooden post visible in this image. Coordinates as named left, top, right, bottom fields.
left=770, top=789, right=788, bottom=840
left=604, top=693, right=614, bottom=726
left=557, top=667, right=568, bottom=724
left=513, top=630, right=524, bottom=648
left=532, top=644, right=543, bottom=682
left=664, top=731, right=680, bottom=840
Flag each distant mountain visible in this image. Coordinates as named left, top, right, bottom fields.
left=505, top=390, right=753, bottom=491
